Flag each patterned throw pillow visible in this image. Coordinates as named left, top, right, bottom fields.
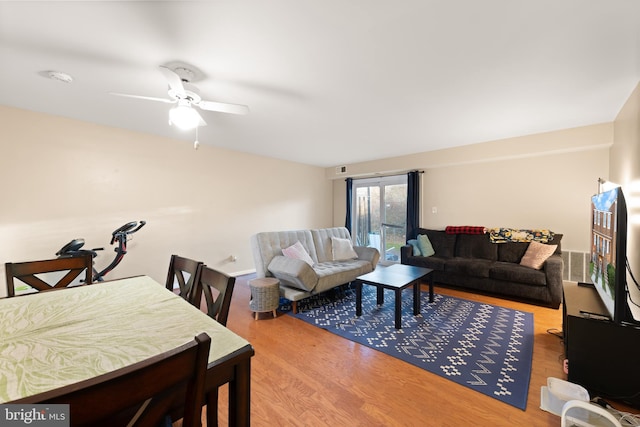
left=417, top=234, right=435, bottom=257
left=331, top=237, right=358, bottom=261
left=520, top=241, right=557, bottom=269
left=282, top=241, right=314, bottom=266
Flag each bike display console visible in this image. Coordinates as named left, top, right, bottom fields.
left=563, top=281, right=640, bottom=408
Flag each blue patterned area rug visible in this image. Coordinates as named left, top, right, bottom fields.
left=285, top=285, right=534, bottom=410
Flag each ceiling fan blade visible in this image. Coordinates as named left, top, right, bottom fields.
left=195, top=109, right=207, bottom=127
left=197, top=100, right=250, bottom=115
left=110, top=92, right=175, bottom=104
left=159, top=66, right=186, bottom=96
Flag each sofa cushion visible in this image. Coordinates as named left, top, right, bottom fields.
left=454, top=234, right=498, bottom=261
left=313, top=259, right=374, bottom=293
left=268, top=255, right=319, bottom=291
left=282, top=241, right=315, bottom=266
left=520, top=241, right=557, bottom=269
left=405, top=255, right=448, bottom=270
left=498, top=242, right=529, bottom=263
left=490, top=261, right=547, bottom=286
left=445, top=257, right=493, bottom=278
left=417, top=234, right=435, bottom=257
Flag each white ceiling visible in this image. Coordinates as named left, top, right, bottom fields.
left=1, top=1, right=638, bottom=167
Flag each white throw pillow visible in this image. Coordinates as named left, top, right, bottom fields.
left=282, top=241, right=314, bottom=266
left=331, top=237, right=358, bottom=261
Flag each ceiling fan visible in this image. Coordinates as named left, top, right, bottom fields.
left=110, top=66, right=249, bottom=130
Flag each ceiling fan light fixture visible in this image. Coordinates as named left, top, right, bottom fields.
left=169, top=102, right=200, bottom=130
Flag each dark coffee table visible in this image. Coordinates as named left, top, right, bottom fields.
left=355, top=264, right=434, bottom=329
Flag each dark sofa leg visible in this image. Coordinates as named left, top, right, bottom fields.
left=293, top=300, right=298, bottom=314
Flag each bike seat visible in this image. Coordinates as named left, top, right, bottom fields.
left=56, top=239, right=85, bottom=256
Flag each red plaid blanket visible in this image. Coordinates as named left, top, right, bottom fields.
left=445, top=225, right=486, bottom=235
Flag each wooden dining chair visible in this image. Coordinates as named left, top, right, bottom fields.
left=196, top=266, right=236, bottom=326
left=12, top=333, right=211, bottom=427
left=189, top=267, right=236, bottom=427
left=165, top=254, right=204, bottom=306
left=5, top=254, right=93, bottom=297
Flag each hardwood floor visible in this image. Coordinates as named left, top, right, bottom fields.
left=207, top=274, right=623, bottom=426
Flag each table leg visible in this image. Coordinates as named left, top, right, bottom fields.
left=413, top=281, right=420, bottom=315
left=395, top=289, right=402, bottom=329
left=356, top=280, right=363, bottom=317
left=428, top=273, right=434, bottom=303
left=228, top=357, right=251, bottom=427
left=377, top=285, right=384, bottom=305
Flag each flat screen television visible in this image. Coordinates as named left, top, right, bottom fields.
left=589, top=186, right=630, bottom=324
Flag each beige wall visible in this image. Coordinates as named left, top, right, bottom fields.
left=610, top=82, right=640, bottom=317
left=332, top=123, right=613, bottom=253
left=611, top=82, right=640, bottom=264
left=0, top=106, right=333, bottom=297
left=3, top=82, right=638, bottom=299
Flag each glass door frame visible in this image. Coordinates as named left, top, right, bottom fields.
left=350, top=174, right=407, bottom=265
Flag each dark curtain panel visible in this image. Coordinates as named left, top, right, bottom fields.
left=406, top=171, right=420, bottom=240
left=345, top=178, right=353, bottom=232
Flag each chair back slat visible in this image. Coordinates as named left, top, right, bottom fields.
left=165, top=255, right=203, bottom=306
left=198, top=266, right=235, bottom=326
left=5, top=255, right=93, bottom=297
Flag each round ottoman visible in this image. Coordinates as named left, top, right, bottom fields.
left=248, top=277, right=280, bottom=320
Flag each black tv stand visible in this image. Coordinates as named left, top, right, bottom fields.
left=563, top=281, right=640, bottom=408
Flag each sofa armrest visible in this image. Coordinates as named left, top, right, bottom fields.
left=543, top=254, right=564, bottom=308
left=353, top=246, right=381, bottom=268
left=400, top=245, right=413, bottom=264
left=267, top=255, right=319, bottom=292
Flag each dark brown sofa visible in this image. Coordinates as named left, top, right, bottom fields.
left=400, top=228, right=563, bottom=308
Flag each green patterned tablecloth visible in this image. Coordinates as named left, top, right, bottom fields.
left=0, top=275, right=250, bottom=403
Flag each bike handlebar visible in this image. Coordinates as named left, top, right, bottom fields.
left=110, top=220, right=146, bottom=244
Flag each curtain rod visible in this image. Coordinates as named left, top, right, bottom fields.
left=345, top=170, right=424, bottom=181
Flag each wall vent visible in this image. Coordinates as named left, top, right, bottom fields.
left=336, top=165, right=347, bottom=174
left=562, top=251, right=592, bottom=283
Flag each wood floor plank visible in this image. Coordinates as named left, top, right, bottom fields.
left=200, top=274, right=635, bottom=426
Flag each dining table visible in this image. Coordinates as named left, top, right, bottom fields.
left=0, top=275, right=254, bottom=426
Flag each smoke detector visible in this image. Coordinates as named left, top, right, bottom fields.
left=45, top=70, right=74, bottom=83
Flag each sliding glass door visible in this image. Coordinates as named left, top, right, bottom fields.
left=351, top=175, right=407, bottom=264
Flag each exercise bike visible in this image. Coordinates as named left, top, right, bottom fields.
left=56, top=220, right=146, bottom=282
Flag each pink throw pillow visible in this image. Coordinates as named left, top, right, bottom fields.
left=282, top=241, right=314, bottom=266
left=520, top=241, right=557, bottom=270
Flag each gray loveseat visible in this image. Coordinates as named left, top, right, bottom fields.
left=250, top=227, right=380, bottom=312
left=400, top=228, right=563, bottom=308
